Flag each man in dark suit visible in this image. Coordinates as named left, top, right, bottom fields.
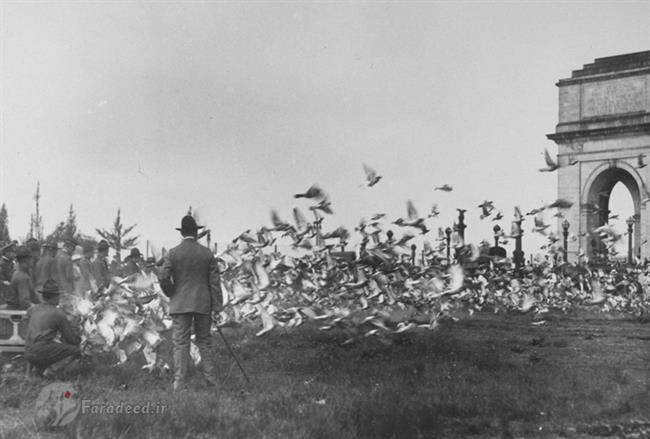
left=54, top=239, right=75, bottom=295
left=8, top=246, right=38, bottom=309
left=91, top=240, right=111, bottom=291
left=160, top=215, right=222, bottom=391
left=35, top=240, right=58, bottom=291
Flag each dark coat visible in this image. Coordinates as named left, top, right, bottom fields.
left=9, top=267, right=37, bottom=309
left=35, top=254, right=56, bottom=290
left=159, top=237, right=222, bottom=314
left=54, top=251, right=74, bottom=294
left=25, top=302, right=81, bottom=347
left=91, top=256, right=111, bottom=290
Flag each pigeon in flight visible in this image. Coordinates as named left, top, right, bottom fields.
left=363, top=163, right=382, bottom=187
left=434, top=184, right=453, bottom=192
left=539, top=149, right=559, bottom=172
left=294, top=184, right=325, bottom=200
left=309, top=198, right=333, bottom=215
left=532, top=212, right=550, bottom=234
left=392, top=200, right=429, bottom=235
left=478, top=200, right=494, bottom=219
left=513, top=206, right=524, bottom=222
left=546, top=198, right=573, bottom=210
left=428, top=204, right=440, bottom=218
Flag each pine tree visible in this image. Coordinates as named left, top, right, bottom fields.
left=29, top=181, right=44, bottom=241
left=96, top=209, right=139, bottom=261
left=45, top=204, right=80, bottom=245
left=0, top=203, right=10, bottom=244
left=64, top=204, right=78, bottom=242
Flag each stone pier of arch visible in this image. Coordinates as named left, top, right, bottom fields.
left=548, top=51, right=650, bottom=262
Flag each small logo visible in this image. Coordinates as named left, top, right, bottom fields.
left=34, top=382, right=80, bottom=429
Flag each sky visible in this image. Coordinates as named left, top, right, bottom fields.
left=1, top=1, right=648, bottom=256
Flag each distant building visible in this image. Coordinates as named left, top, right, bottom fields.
left=548, top=51, right=650, bottom=261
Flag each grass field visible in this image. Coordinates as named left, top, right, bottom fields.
left=1, top=310, right=649, bottom=439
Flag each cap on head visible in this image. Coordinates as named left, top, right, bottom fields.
left=97, top=240, right=109, bottom=252
left=129, top=248, right=142, bottom=259
left=175, top=215, right=204, bottom=235
left=39, top=278, right=60, bottom=295
left=71, top=245, right=84, bottom=261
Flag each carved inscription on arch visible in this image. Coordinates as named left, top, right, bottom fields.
left=581, top=77, right=645, bottom=118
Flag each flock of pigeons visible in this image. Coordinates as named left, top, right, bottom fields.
left=56, top=161, right=649, bottom=371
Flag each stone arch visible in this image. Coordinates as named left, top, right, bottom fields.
left=582, top=162, right=642, bottom=259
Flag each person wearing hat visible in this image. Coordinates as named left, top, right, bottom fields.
left=24, top=279, right=81, bottom=379
left=123, top=247, right=143, bottom=278
left=159, top=215, right=223, bottom=391
left=5, top=246, right=37, bottom=309
left=54, top=239, right=75, bottom=295
left=0, top=241, right=17, bottom=305
left=72, top=245, right=93, bottom=297
left=34, top=240, right=58, bottom=291
left=91, top=240, right=111, bottom=291
left=25, top=237, right=41, bottom=285
left=142, top=257, right=158, bottom=277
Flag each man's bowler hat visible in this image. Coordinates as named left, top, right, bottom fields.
left=176, top=215, right=204, bottom=234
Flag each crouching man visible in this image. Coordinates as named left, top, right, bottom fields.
left=24, top=279, right=81, bottom=379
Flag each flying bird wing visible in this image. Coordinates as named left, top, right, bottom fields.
left=363, top=163, right=376, bottom=180
left=271, top=210, right=284, bottom=228
left=544, top=148, right=557, bottom=168
left=406, top=200, right=418, bottom=221
left=293, top=207, right=308, bottom=231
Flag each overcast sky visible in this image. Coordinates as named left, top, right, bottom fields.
left=1, top=1, right=648, bottom=255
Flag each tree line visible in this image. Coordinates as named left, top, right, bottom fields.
left=0, top=182, right=139, bottom=261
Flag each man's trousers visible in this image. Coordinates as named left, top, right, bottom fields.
left=171, top=313, right=218, bottom=389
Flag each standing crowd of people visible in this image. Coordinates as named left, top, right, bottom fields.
left=0, top=238, right=157, bottom=310
left=0, top=215, right=223, bottom=389
left=0, top=237, right=160, bottom=379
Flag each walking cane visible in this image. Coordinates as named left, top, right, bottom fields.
left=216, top=325, right=251, bottom=385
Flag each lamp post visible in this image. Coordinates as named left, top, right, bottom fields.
left=457, top=209, right=467, bottom=243
left=445, top=227, right=452, bottom=265
left=512, top=220, right=524, bottom=274
left=562, top=219, right=570, bottom=263
left=493, top=225, right=501, bottom=248
left=410, top=243, right=417, bottom=266
left=626, top=216, right=634, bottom=265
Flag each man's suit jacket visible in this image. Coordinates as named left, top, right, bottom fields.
left=159, top=237, right=222, bottom=315
left=54, top=251, right=74, bottom=294
left=91, top=256, right=111, bottom=290
left=34, top=254, right=56, bottom=290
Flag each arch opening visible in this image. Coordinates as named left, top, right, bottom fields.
left=585, top=167, right=641, bottom=262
